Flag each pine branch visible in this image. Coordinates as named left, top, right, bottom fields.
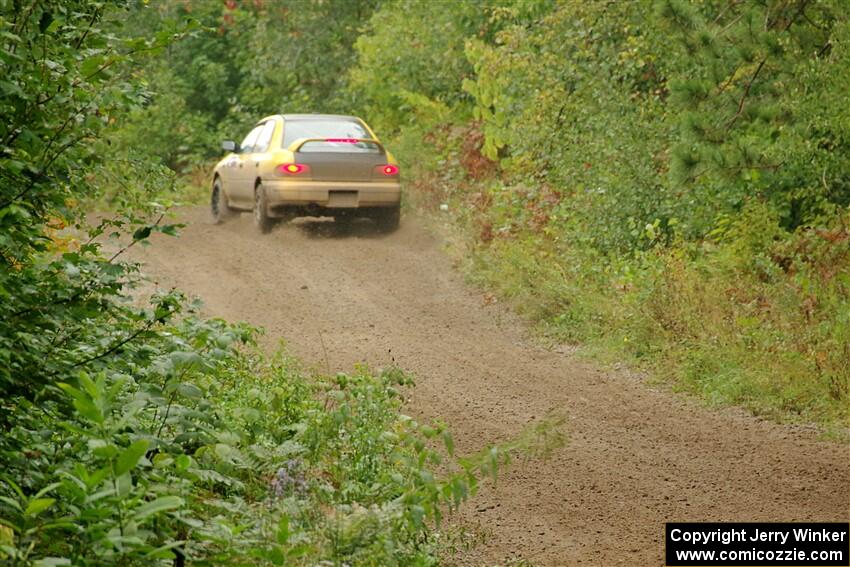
left=723, top=57, right=767, bottom=133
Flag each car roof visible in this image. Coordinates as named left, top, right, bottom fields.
left=257, top=113, right=379, bottom=143
left=279, top=113, right=362, bottom=121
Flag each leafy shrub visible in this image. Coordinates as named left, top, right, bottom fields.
left=0, top=298, right=497, bottom=564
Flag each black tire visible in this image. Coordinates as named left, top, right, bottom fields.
left=253, top=183, right=274, bottom=234
left=211, top=178, right=235, bottom=224
left=373, top=205, right=400, bottom=233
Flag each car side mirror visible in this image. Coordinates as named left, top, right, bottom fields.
left=221, top=140, right=236, bottom=152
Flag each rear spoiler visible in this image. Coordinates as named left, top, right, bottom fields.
left=287, top=137, right=385, bottom=153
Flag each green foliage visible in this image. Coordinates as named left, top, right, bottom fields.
left=344, top=0, right=850, bottom=426
left=0, top=0, right=184, bottom=259
left=462, top=2, right=676, bottom=251
left=0, top=309, right=500, bottom=564
left=0, top=0, right=193, bottom=404
left=662, top=0, right=849, bottom=230
left=111, top=0, right=381, bottom=172
left=349, top=0, right=487, bottom=134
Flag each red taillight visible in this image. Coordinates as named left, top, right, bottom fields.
left=376, top=164, right=399, bottom=176
left=276, top=163, right=310, bottom=175
left=325, top=138, right=359, bottom=143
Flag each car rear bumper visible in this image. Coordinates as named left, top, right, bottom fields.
left=263, top=180, right=401, bottom=209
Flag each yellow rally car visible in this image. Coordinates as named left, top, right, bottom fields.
left=211, top=114, right=401, bottom=233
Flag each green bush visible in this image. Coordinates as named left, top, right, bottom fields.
left=0, top=305, right=490, bottom=564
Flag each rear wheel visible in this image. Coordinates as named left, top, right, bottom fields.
left=253, top=183, right=274, bottom=234
left=211, top=178, right=235, bottom=224
left=373, top=205, right=400, bottom=233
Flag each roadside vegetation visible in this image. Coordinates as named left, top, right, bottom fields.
left=347, top=0, right=850, bottom=429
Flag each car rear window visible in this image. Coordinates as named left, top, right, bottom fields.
left=282, top=119, right=381, bottom=153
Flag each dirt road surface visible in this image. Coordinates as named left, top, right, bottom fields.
left=133, top=206, right=849, bottom=566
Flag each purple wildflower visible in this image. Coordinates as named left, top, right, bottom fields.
left=270, top=458, right=308, bottom=498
